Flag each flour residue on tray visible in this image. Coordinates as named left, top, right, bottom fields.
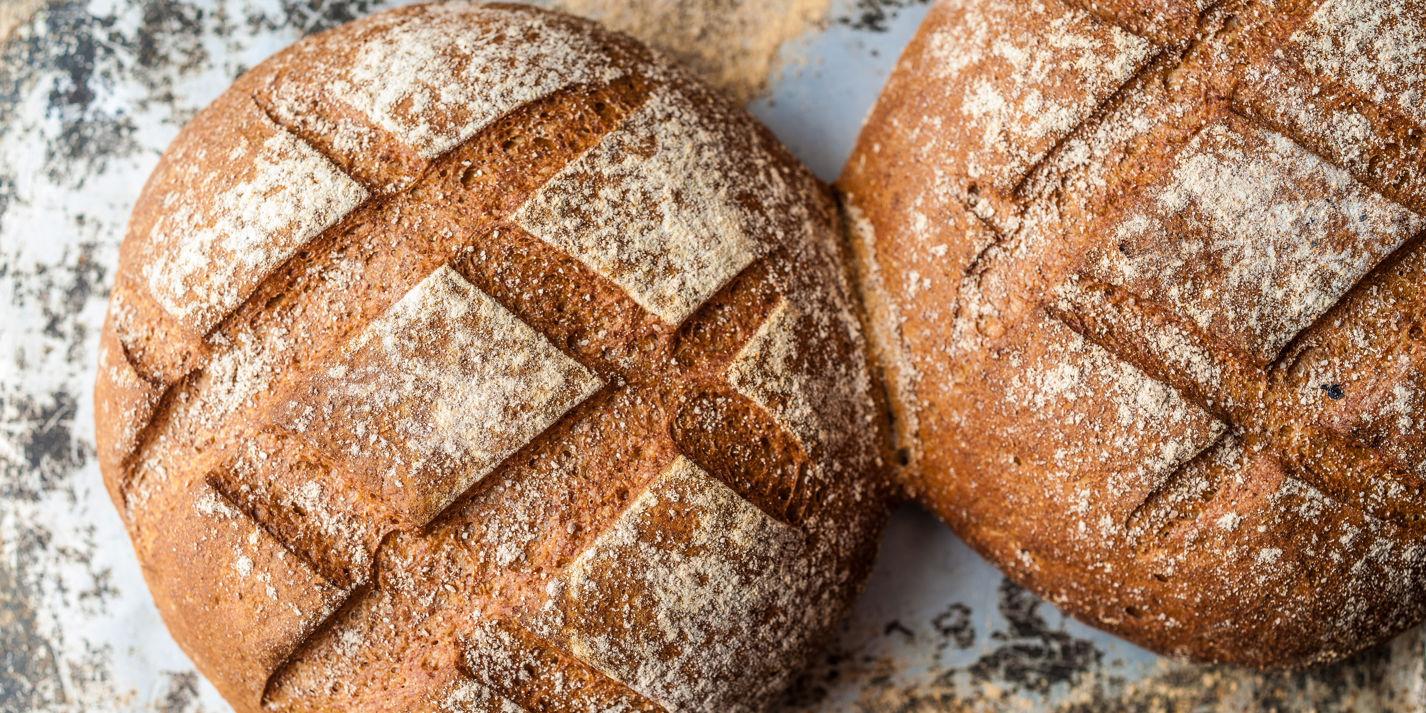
left=552, top=0, right=833, bottom=102
left=0, top=0, right=45, bottom=43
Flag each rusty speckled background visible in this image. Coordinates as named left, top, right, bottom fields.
left=1, top=1, right=1423, bottom=711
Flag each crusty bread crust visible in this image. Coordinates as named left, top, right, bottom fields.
left=94, top=4, right=889, bottom=711
left=841, top=0, right=1426, bottom=668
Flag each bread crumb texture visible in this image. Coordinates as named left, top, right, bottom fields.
left=840, top=0, right=1426, bottom=667
left=94, top=4, right=888, bottom=713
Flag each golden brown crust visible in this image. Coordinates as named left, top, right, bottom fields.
left=94, top=4, right=889, bottom=711
left=841, top=0, right=1426, bottom=668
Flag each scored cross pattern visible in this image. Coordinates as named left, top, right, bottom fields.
left=914, top=0, right=1426, bottom=532
left=1090, top=0, right=1426, bottom=532
left=843, top=0, right=1426, bottom=663
left=97, top=7, right=868, bottom=713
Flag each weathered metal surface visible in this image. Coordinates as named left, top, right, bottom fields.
left=0, top=1, right=1420, bottom=711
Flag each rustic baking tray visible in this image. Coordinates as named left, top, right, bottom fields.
left=1, top=1, right=1420, bottom=711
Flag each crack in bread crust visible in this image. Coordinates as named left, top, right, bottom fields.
left=841, top=0, right=1426, bottom=667
left=94, top=5, right=888, bottom=713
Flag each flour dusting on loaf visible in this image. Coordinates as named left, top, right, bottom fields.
left=1292, top=0, right=1426, bottom=129
left=97, top=4, right=887, bottom=712
left=276, top=265, right=603, bottom=527
left=142, top=105, right=367, bottom=335
left=920, top=0, right=1154, bottom=189
left=530, top=457, right=808, bottom=713
left=515, top=85, right=778, bottom=324
left=440, top=680, right=525, bottom=713
left=841, top=0, right=1426, bottom=667
left=1096, top=117, right=1425, bottom=363
left=727, top=301, right=821, bottom=450
left=312, top=3, right=625, bottom=158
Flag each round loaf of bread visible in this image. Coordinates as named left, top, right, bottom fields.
left=93, top=4, right=889, bottom=711
left=841, top=0, right=1426, bottom=667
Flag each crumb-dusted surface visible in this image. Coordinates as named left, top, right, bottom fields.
left=841, top=0, right=1426, bottom=667
left=93, top=4, right=888, bottom=712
